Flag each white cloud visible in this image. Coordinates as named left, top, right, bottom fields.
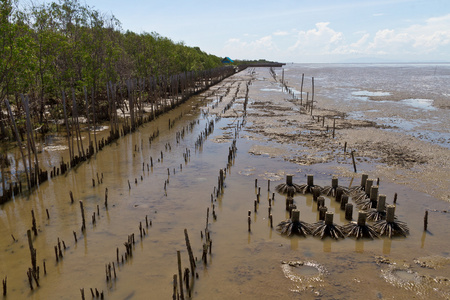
left=365, top=14, right=450, bottom=55
left=273, top=30, right=289, bottom=36
left=224, top=35, right=280, bottom=59
left=288, top=22, right=344, bottom=54
left=223, top=14, right=450, bottom=62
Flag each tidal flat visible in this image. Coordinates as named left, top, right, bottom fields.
left=1, top=65, right=449, bottom=299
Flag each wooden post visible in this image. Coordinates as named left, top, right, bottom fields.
left=27, top=230, right=37, bottom=272
left=335, top=188, right=343, bottom=203
left=360, top=174, right=368, bottom=188
left=177, top=251, right=184, bottom=300
left=311, top=77, right=314, bottom=115
left=317, top=196, right=325, bottom=210
left=3, top=276, right=7, bottom=296
left=312, top=186, right=321, bottom=201
left=104, top=188, right=108, bottom=208
left=332, top=119, right=336, bottom=138
left=184, top=229, right=196, bottom=276
left=370, top=185, right=379, bottom=208
left=319, top=206, right=328, bottom=220
left=351, top=150, right=357, bottom=173
left=377, top=195, right=386, bottom=212
left=173, top=274, right=178, bottom=300
left=340, top=195, right=348, bottom=210
left=300, top=73, right=304, bottom=106
left=325, top=211, right=334, bottom=225
left=365, top=179, right=374, bottom=196
left=286, top=175, right=293, bottom=186
left=424, top=210, right=428, bottom=231
left=80, top=201, right=86, bottom=231
left=345, top=203, right=353, bottom=220
left=386, top=205, right=396, bottom=223
left=291, top=209, right=300, bottom=223
left=357, top=211, right=367, bottom=226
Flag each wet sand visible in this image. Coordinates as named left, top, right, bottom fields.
left=0, top=66, right=449, bottom=299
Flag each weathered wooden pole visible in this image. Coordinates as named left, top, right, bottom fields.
left=177, top=251, right=184, bottom=300
left=311, top=77, right=314, bottom=115
left=345, top=203, right=353, bottom=220
left=351, top=150, right=357, bottom=173
left=27, top=230, right=37, bottom=273
left=80, top=200, right=86, bottom=231
left=424, top=210, right=428, bottom=231
left=300, top=73, right=304, bottom=106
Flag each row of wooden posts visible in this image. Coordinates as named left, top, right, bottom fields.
left=172, top=77, right=247, bottom=299
left=0, top=66, right=242, bottom=205
left=0, top=66, right=244, bottom=297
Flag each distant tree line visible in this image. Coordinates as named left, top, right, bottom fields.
left=0, top=0, right=223, bottom=138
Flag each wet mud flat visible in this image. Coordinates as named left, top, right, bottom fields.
left=0, top=66, right=449, bottom=299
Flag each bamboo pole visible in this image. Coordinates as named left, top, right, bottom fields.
left=177, top=251, right=184, bottom=300
left=300, top=73, right=304, bottom=106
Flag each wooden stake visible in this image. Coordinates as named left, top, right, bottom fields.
left=177, top=251, right=184, bottom=300
left=2, top=276, right=5, bottom=296
left=424, top=210, right=428, bottom=231
left=80, top=201, right=86, bottom=231
left=345, top=203, right=353, bottom=220
left=184, top=229, right=196, bottom=276
left=104, top=188, right=108, bottom=208
left=351, top=150, right=357, bottom=173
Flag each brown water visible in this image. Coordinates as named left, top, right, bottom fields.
left=1, top=66, right=450, bottom=299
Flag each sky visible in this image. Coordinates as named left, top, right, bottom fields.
left=24, top=0, right=450, bottom=63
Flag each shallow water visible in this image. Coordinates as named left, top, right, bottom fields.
left=0, top=65, right=449, bottom=299
left=283, top=63, right=450, bottom=148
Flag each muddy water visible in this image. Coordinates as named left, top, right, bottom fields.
left=1, top=66, right=450, bottom=299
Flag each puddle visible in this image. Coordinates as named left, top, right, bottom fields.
left=400, top=98, right=436, bottom=110
left=352, top=90, right=391, bottom=97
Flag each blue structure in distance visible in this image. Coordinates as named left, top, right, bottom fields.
left=221, top=57, right=234, bottom=64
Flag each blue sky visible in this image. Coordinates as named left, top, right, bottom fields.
left=26, top=0, right=450, bottom=62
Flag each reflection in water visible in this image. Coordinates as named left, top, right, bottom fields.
left=323, top=238, right=332, bottom=252
left=421, top=231, right=427, bottom=249
left=383, top=237, right=392, bottom=254
left=290, top=236, right=299, bottom=250
left=355, top=239, right=364, bottom=253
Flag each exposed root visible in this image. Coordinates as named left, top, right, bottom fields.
left=367, top=209, right=386, bottom=221
left=344, top=222, right=379, bottom=239
left=275, top=183, right=303, bottom=195
left=373, top=220, right=409, bottom=238
left=321, top=185, right=349, bottom=197
left=277, top=219, right=313, bottom=236
left=311, top=221, right=345, bottom=240
left=297, top=183, right=322, bottom=194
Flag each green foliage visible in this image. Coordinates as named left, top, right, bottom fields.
left=0, top=0, right=223, bottom=121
